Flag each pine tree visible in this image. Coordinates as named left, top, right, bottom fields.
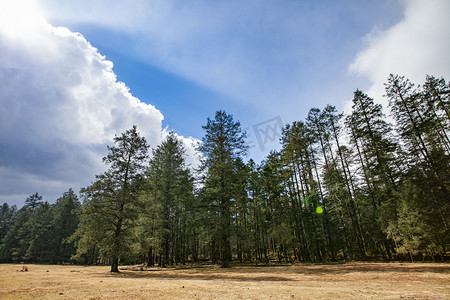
left=199, top=110, right=247, bottom=267
left=0, top=206, right=32, bottom=262
left=281, top=122, right=322, bottom=261
left=386, top=74, right=449, bottom=257
left=24, top=202, right=54, bottom=262
left=0, top=203, right=16, bottom=243
left=386, top=75, right=449, bottom=185
left=246, top=159, right=270, bottom=263
left=25, top=193, right=43, bottom=210
left=345, top=90, right=399, bottom=258
left=260, top=151, right=296, bottom=263
left=75, top=126, right=149, bottom=272
left=142, top=132, right=195, bottom=266
left=232, top=157, right=252, bottom=263
left=51, top=189, right=81, bottom=263
left=422, top=76, right=450, bottom=153
left=322, top=105, right=366, bottom=259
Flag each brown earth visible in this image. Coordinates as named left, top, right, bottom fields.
left=0, top=262, right=448, bottom=299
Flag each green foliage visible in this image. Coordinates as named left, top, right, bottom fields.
left=140, top=132, right=195, bottom=266
left=52, top=189, right=81, bottom=263
left=0, top=203, right=16, bottom=243
left=25, top=193, right=43, bottom=211
left=0, top=206, right=32, bottom=262
left=2, top=76, right=448, bottom=265
left=73, top=126, right=149, bottom=272
left=0, top=190, right=80, bottom=263
left=199, top=110, right=248, bottom=267
left=384, top=75, right=449, bottom=257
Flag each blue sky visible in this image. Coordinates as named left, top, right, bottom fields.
left=48, top=0, right=402, bottom=137
left=1, top=0, right=449, bottom=206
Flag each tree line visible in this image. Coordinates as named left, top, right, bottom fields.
left=0, top=74, right=448, bottom=271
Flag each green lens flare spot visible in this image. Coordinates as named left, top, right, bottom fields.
left=316, top=206, right=323, bottom=214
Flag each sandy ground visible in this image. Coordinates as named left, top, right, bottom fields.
left=0, top=262, right=448, bottom=299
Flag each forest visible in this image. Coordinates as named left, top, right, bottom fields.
left=0, top=74, right=449, bottom=272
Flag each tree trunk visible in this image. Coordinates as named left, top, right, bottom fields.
left=221, top=235, right=231, bottom=268
left=111, top=257, right=119, bottom=272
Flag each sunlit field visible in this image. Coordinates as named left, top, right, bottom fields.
left=0, top=262, right=448, bottom=299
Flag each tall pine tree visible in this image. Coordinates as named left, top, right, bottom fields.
left=75, top=126, right=149, bottom=272
left=199, top=111, right=247, bottom=267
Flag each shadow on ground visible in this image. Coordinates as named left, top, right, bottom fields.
left=93, top=262, right=449, bottom=282
left=100, top=271, right=295, bottom=282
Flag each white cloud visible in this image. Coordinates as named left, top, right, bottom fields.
left=350, top=0, right=450, bottom=106
left=0, top=4, right=167, bottom=206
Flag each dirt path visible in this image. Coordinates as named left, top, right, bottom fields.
left=0, top=262, right=448, bottom=299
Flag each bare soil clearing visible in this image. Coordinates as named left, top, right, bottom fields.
left=0, top=262, right=448, bottom=299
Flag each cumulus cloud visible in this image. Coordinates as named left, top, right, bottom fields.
left=0, top=3, right=167, bottom=206
left=349, top=0, right=450, bottom=106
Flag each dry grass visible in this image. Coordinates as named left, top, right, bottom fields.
left=0, top=262, right=448, bottom=299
